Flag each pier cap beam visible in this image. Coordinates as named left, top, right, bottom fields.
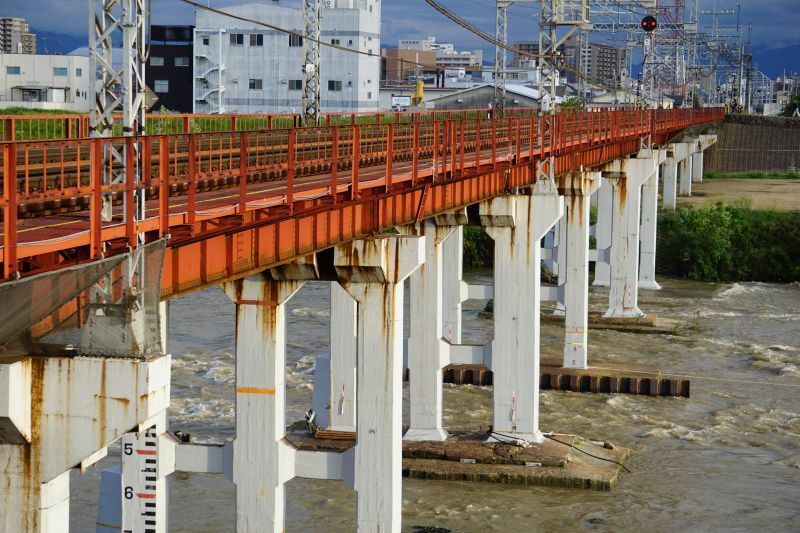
left=0, top=354, right=170, bottom=532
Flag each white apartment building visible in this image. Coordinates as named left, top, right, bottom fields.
left=194, top=0, right=381, bottom=114
left=0, top=17, right=36, bottom=55
left=0, top=53, right=91, bottom=111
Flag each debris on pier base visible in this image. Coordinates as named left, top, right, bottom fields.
left=541, top=311, right=686, bottom=335
left=288, top=430, right=630, bottom=491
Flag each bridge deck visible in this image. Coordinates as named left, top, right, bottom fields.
left=0, top=108, right=724, bottom=297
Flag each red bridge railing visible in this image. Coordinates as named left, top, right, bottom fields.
left=0, top=107, right=724, bottom=279
left=0, top=108, right=539, bottom=142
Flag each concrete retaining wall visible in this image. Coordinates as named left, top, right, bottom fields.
left=704, top=115, right=800, bottom=174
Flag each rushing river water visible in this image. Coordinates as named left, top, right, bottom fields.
left=69, top=276, right=800, bottom=531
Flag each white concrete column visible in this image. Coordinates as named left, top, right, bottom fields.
left=592, top=179, right=613, bottom=287
left=223, top=272, right=309, bottom=533
left=334, top=236, right=424, bottom=533
left=604, top=155, right=656, bottom=318
left=553, top=215, right=568, bottom=313
left=403, top=219, right=459, bottom=442
left=561, top=172, right=601, bottom=369
left=441, top=225, right=464, bottom=344
left=678, top=152, right=693, bottom=196
left=327, top=282, right=357, bottom=431
left=639, top=164, right=662, bottom=291
left=661, top=156, right=678, bottom=211
left=692, top=150, right=704, bottom=182
left=480, top=187, right=564, bottom=442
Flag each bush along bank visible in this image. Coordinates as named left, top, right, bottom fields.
left=461, top=204, right=800, bottom=283
left=657, top=203, right=800, bottom=283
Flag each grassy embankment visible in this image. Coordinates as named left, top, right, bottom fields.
left=704, top=171, right=800, bottom=180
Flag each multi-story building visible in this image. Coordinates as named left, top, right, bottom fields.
left=194, top=0, right=380, bottom=114
left=147, top=25, right=194, bottom=113
left=0, top=53, right=90, bottom=111
left=512, top=37, right=627, bottom=89
left=399, top=36, right=482, bottom=73
left=0, top=17, right=36, bottom=55
left=381, top=48, right=437, bottom=82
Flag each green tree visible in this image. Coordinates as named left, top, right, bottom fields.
left=780, top=94, right=800, bottom=117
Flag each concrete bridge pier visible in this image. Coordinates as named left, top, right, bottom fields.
left=0, top=354, right=170, bottom=532
left=674, top=142, right=696, bottom=197
left=559, top=171, right=602, bottom=369
left=480, top=185, right=563, bottom=442
left=334, top=236, right=424, bottom=532
left=661, top=154, right=679, bottom=211
left=402, top=211, right=466, bottom=442
left=591, top=179, right=613, bottom=287
left=603, top=153, right=657, bottom=318
left=692, top=150, right=704, bottom=183
left=223, top=266, right=316, bottom=532
left=442, top=225, right=464, bottom=345
left=639, top=149, right=667, bottom=291
left=326, top=282, right=358, bottom=431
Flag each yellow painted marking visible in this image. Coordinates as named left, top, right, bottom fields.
left=95, top=521, right=121, bottom=529
left=236, top=386, right=276, bottom=395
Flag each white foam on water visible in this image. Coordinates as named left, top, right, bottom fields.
left=291, top=307, right=330, bottom=318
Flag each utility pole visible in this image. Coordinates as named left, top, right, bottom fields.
left=538, top=0, right=589, bottom=114
left=88, top=1, right=166, bottom=531
left=302, top=0, right=322, bottom=125
left=493, top=0, right=536, bottom=116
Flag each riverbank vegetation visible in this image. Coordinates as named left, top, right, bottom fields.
left=462, top=203, right=800, bottom=283
left=657, top=203, right=800, bottom=282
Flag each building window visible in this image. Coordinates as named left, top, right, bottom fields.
left=288, top=79, right=302, bottom=91
left=250, top=34, right=263, bottom=46
left=175, top=57, right=190, bottom=67
left=367, top=92, right=372, bottom=99
left=53, top=67, right=68, bottom=76
left=230, top=33, right=244, bottom=46
left=202, top=37, right=210, bottom=46
left=249, top=78, right=263, bottom=90
left=76, top=68, right=82, bottom=77
left=154, top=80, right=169, bottom=93
left=328, top=80, right=342, bottom=91
left=289, top=34, right=303, bottom=47
left=150, top=56, right=164, bottom=66
left=331, top=38, right=340, bottom=45
left=6, top=66, right=20, bottom=75
left=348, top=39, right=353, bottom=46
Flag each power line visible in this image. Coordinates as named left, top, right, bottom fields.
left=179, top=0, right=444, bottom=74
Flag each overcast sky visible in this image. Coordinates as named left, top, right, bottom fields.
left=3, top=0, right=799, bottom=55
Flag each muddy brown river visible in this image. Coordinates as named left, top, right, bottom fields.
left=69, top=275, right=800, bottom=531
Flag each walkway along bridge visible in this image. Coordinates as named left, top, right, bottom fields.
left=0, top=107, right=722, bottom=532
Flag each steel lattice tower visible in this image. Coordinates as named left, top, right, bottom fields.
left=303, top=0, right=322, bottom=125
left=493, top=1, right=510, bottom=116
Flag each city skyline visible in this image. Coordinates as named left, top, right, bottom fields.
left=5, top=0, right=800, bottom=57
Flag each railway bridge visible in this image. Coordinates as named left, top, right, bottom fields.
left=0, top=107, right=722, bottom=532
